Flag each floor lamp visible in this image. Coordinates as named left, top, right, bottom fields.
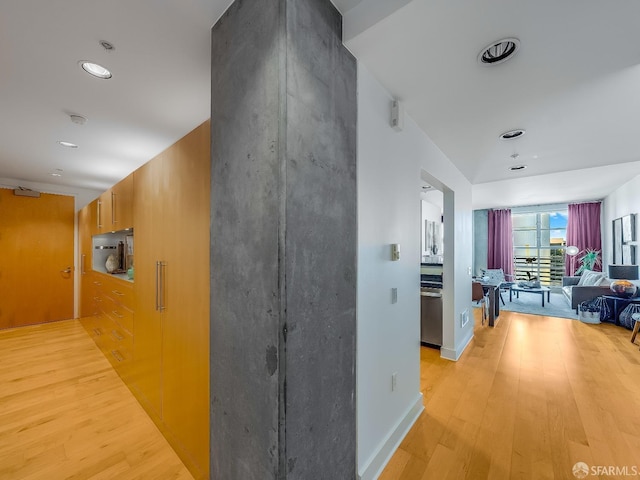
left=566, top=245, right=579, bottom=276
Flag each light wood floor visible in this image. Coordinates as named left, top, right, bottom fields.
left=382, top=309, right=640, bottom=480
left=0, top=319, right=193, bottom=480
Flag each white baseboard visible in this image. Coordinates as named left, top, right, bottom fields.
left=358, top=394, right=424, bottom=480
left=440, top=328, right=473, bottom=361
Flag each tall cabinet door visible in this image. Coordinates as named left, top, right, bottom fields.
left=78, top=204, right=95, bottom=317
left=132, top=158, right=165, bottom=417
left=132, top=121, right=210, bottom=479
left=161, top=121, right=210, bottom=476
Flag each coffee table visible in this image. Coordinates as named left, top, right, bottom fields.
left=509, top=284, right=551, bottom=307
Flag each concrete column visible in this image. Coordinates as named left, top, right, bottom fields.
left=210, top=0, right=357, bottom=478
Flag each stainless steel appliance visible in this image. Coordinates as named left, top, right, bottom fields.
left=420, top=286, right=442, bottom=348
left=420, top=263, right=443, bottom=348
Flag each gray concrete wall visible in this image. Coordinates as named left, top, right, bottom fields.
left=210, top=0, right=357, bottom=478
left=473, top=209, right=489, bottom=276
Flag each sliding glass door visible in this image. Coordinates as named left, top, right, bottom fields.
left=512, top=208, right=568, bottom=286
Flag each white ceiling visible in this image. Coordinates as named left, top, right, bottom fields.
left=1, top=0, right=639, bottom=208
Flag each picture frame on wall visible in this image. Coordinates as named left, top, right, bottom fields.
left=622, top=214, right=635, bottom=243
left=622, top=244, right=636, bottom=265
left=613, top=218, right=623, bottom=264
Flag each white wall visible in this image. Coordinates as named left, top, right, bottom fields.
left=356, top=64, right=474, bottom=479
left=602, top=174, right=640, bottom=274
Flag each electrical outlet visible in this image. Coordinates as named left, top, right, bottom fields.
left=391, top=372, right=397, bottom=391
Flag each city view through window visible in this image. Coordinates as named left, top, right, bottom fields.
left=512, top=209, right=568, bottom=286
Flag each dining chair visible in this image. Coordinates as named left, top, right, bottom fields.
left=472, top=281, right=489, bottom=325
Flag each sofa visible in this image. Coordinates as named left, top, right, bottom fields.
left=562, top=270, right=611, bottom=311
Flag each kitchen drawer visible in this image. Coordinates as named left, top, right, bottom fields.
left=107, top=304, right=134, bottom=335
left=106, top=284, right=133, bottom=310
left=107, top=321, right=133, bottom=379
left=90, top=311, right=110, bottom=351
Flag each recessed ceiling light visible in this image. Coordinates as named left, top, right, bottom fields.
left=500, top=129, right=526, bottom=140
left=478, top=38, right=520, bottom=66
left=79, top=61, right=112, bottom=79
left=49, top=169, right=63, bottom=177
left=509, top=165, right=527, bottom=171
left=58, top=141, right=78, bottom=148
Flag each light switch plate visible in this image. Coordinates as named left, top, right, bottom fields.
left=391, top=288, right=398, bottom=304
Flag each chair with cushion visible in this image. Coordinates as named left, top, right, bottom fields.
left=472, top=281, right=489, bottom=325
left=480, top=268, right=515, bottom=305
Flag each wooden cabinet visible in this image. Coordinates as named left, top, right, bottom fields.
left=110, top=174, right=134, bottom=230
left=133, top=120, right=210, bottom=479
left=77, top=121, right=209, bottom=479
left=96, top=174, right=134, bottom=233
left=97, top=190, right=111, bottom=232
left=91, top=174, right=133, bottom=234
left=81, top=274, right=134, bottom=379
left=78, top=204, right=97, bottom=317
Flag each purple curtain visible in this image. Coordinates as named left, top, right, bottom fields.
left=488, top=209, right=514, bottom=276
left=565, top=202, right=602, bottom=274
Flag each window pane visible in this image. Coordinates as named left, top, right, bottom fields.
left=513, top=230, right=537, bottom=247
left=512, top=213, right=537, bottom=229
left=539, top=229, right=551, bottom=246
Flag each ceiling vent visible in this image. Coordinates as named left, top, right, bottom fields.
left=500, top=129, right=525, bottom=140
left=509, top=165, right=527, bottom=171
left=478, top=38, right=520, bottom=66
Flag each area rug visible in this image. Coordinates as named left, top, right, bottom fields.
left=473, top=291, right=579, bottom=320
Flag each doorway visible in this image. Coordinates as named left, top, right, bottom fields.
left=0, top=188, right=75, bottom=329
left=419, top=177, right=444, bottom=349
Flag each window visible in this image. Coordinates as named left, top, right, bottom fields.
left=512, top=208, right=568, bottom=286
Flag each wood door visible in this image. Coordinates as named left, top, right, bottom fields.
left=112, top=174, right=134, bottom=230
left=78, top=204, right=94, bottom=317
left=132, top=158, right=164, bottom=416
left=160, top=120, right=210, bottom=477
left=97, top=190, right=112, bottom=233
left=0, top=189, right=74, bottom=329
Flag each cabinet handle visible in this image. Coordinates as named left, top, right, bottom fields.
left=81, top=254, right=86, bottom=275
left=111, top=310, right=123, bottom=319
left=155, top=261, right=160, bottom=311
left=155, top=261, right=166, bottom=311
left=112, top=290, right=124, bottom=296
left=93, top=328, right=102, bottom=336
left=160, top=261, right=166, bottom=311
left=60, top=266, right=72, bottom=274
left=111, top=330, right=124, bottom=341
left=111, top=350, right=124, bottom=362
left=111, top=191, right=117, bottom=224
left=97, top=200, right=102, bottom=229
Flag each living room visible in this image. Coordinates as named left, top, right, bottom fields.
left=472, top=191, right=640, bottom=324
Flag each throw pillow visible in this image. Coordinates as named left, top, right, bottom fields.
left=578, top=270, right=604, bottom=286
